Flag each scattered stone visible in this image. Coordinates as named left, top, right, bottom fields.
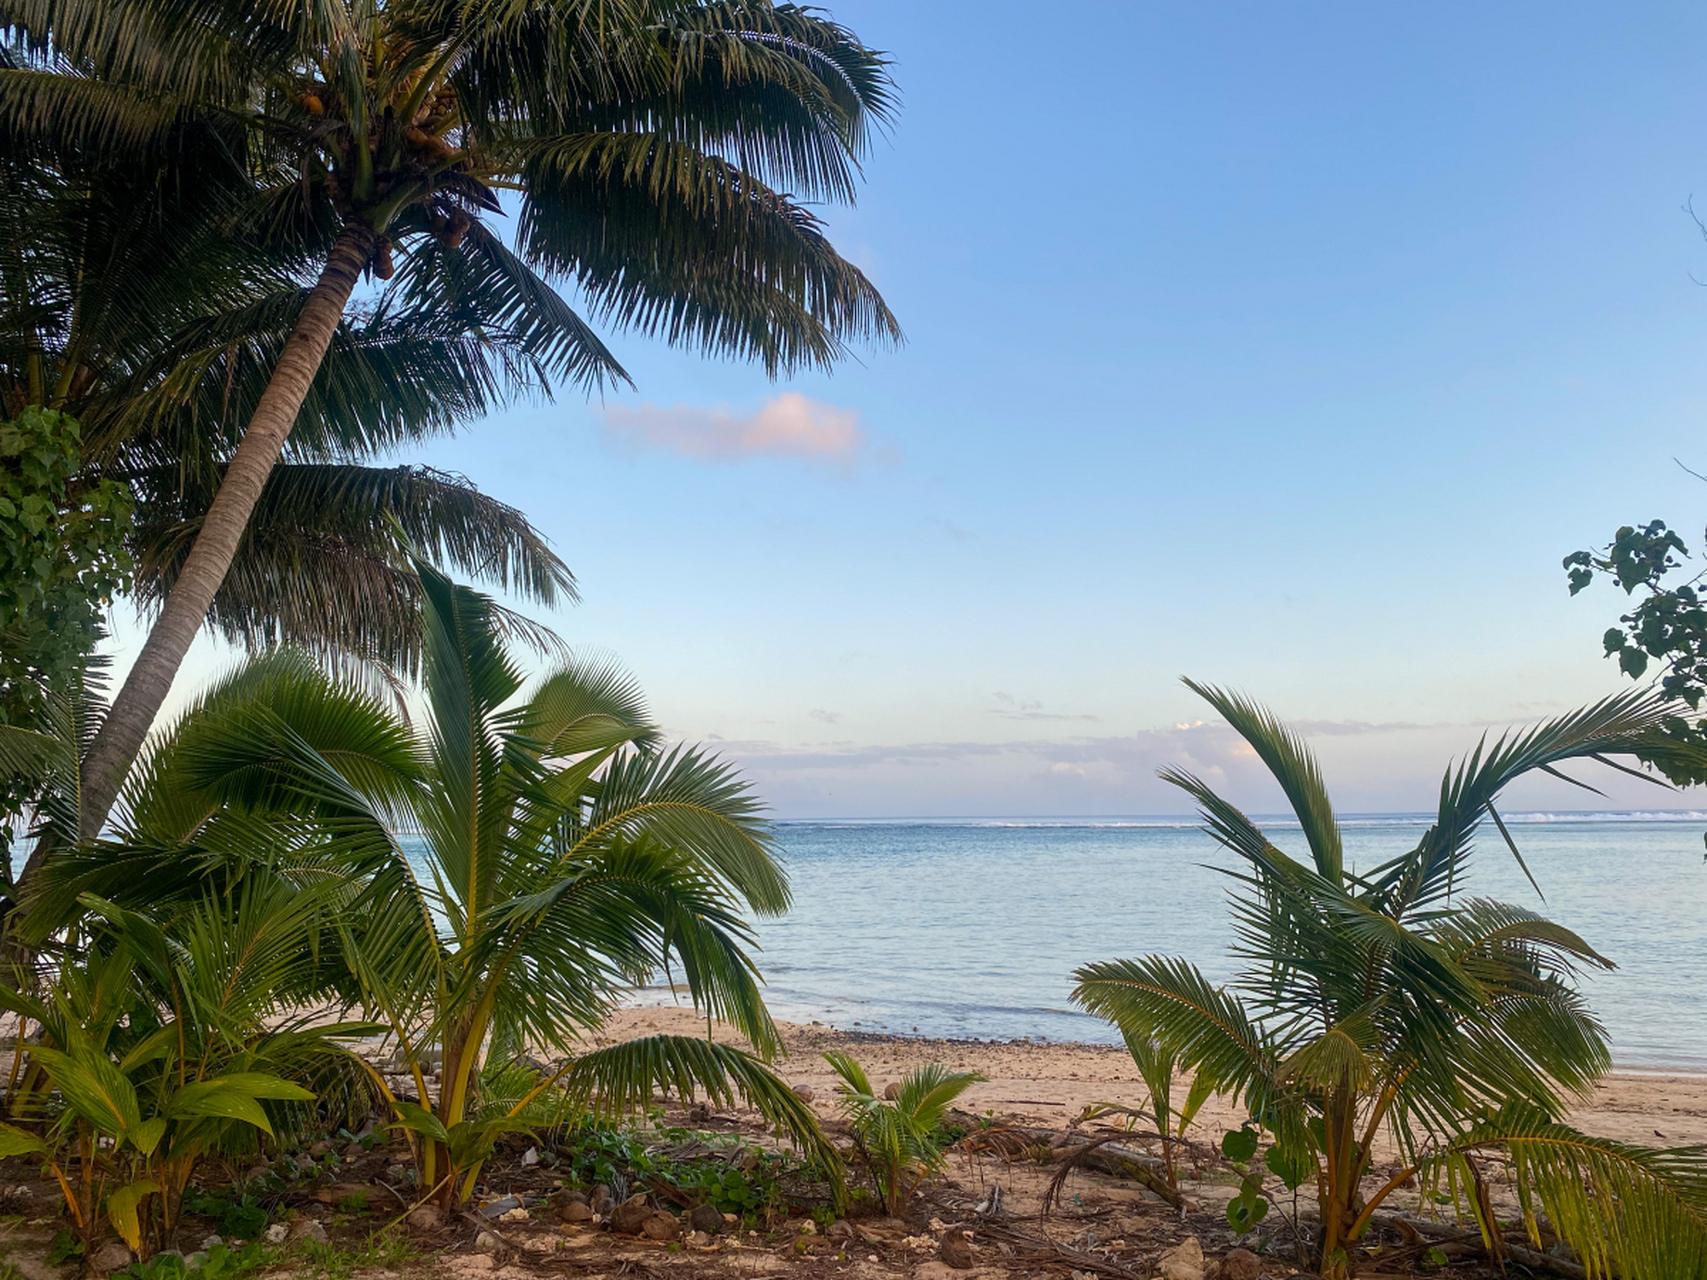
left=641, top=1213, right=680, bottom=1242
left=796, top=1219, right=816, bottom=1235
left=473, top=1230, right=504, bottom=1254
left=499, top=1207, right=529, bottom=1223
left=1215, top=1248, right=1261, bottom=1280
left=199, top=1234, right=223, bottom=1251
left=609, top=1193, right=652, bottom=1235
left=406, top=1206, right=441, bottom=1231
left=288, top=1219, right=331, bottom=1247
left=590, top=1185, right=615, bottom=1217
left=264, top=1224, right=289, bottom=1245
left=90, top=1241, right=135, bottom=1274
left=1159, top=1236, right=1205, bottom=1280
left=521, top=1146, right=539, bottom=1166
left=688, top=1203, right=724, bottom=1234
left=308, top=1140, right=333, bottom=1158
left=826, top=1220, right=855, bottom=1242
left=685, top=1230, right=711, bottom=1248
left=792, top=1084, right=814, bottom=1103
left=939, top=1231, right=976, bottom=1269
left=559, top=1201, right=595, bottom=1225
left=185, top=1253, right=209, bottom=1270
left=242, top=1163, right=270, bottom=1183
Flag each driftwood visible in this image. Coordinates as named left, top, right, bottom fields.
left=1373, top=1213, right=1589, bottom=1280
left=1045, top=1135, right=1184, bottom=1211
left=975, top=1215, right=1151, bottom=1280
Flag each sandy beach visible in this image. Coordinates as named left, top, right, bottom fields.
left=596, top=1005, right=1707, bottom=1150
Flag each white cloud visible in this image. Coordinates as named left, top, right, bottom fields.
left=599, top=393, right=873, bottom=472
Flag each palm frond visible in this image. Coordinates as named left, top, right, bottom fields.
left=1183, top=679, right=1344, bottom=883
left=557, top=1033, right=844, bottom=1201
left=1072, top=956, right=1276, bottom=1108
left=1440, top=1104, right=1707, bottom=1280
left=129, top=463, right=574, bottom=670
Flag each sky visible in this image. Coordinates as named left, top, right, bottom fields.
left=119, top=0, right=1707, bottom=818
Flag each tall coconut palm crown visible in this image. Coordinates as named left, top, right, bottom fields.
left=1, top=0, right=900, bottom=839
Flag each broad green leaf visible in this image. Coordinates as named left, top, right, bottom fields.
left=0, top=1123, right=48, bottom=1158
left=107, top=1179, right=160, bottom=1250
left=191, top=1073, right=315, bottom=1102
left=130, top=1117, right=168, bottom=1157
left=29, top=1045, right=141, bottom=1137
left=1221, top=1127, right=1259, bottom=1163
left=168, top=1086, right=274, bottom=1136
left=388, top=1099, right=450, bottom=1146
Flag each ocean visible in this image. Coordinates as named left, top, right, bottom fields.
left=722, top=814, right=1707, bottom=1071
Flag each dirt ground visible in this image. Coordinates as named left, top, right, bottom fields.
left=0, top=1009, right=1696, bottom=1280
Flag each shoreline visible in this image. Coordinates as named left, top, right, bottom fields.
left=623, top=988, right=1707, bottom=1077
left=597, top=1005, right=1707, bottom=1150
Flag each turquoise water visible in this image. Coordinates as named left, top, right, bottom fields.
left=733, top=815, right=1707, bottom=1070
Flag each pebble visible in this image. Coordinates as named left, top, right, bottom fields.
left=1216, top=1249, right=1262, bottom=1280
left=90, top=1242, right=134, bottom=1273
left=288, top=1219, right=330, bottom=1247
left=264, top=1224, right=289, bottom=1244
left=940, top=1232, right=976, bottom=1270
left=1159, top=1236, right=1205, bottom=1280
left=609, top=1193, right=652, bottom=1235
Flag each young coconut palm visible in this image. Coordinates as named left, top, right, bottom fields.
left=825, top=1052, right=982, bottom=1216
left=1074, top=681, right=1707, bottom=1280
left=49, top=561, right=839, bottom=1208
left=0, top=876, right=381, bottom=1257
left=2, top=0, right=900, bottom=838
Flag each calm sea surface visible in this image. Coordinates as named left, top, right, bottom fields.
left=721, top=815, right=1707, bottom=1070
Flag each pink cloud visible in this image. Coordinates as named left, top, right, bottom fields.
left=600, top=393, right=872, bottom=471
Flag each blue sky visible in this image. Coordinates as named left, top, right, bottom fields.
left=130, top=1, right=1707, bottom=817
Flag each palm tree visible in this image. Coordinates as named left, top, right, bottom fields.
left=825, top=1052, right=982, bottom=1216
left=0, top=105, right=579, bottom=672
left=3, top=0, right=900, bottom=839
left=44, top=560, right=840, bottom=1209
left=1073, top=681, right=1707, bottom=1280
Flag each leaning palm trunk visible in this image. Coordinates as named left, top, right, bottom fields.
left=21, top=0, right=899, bottom=840
left=77, top=222, right=377, bottom=837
